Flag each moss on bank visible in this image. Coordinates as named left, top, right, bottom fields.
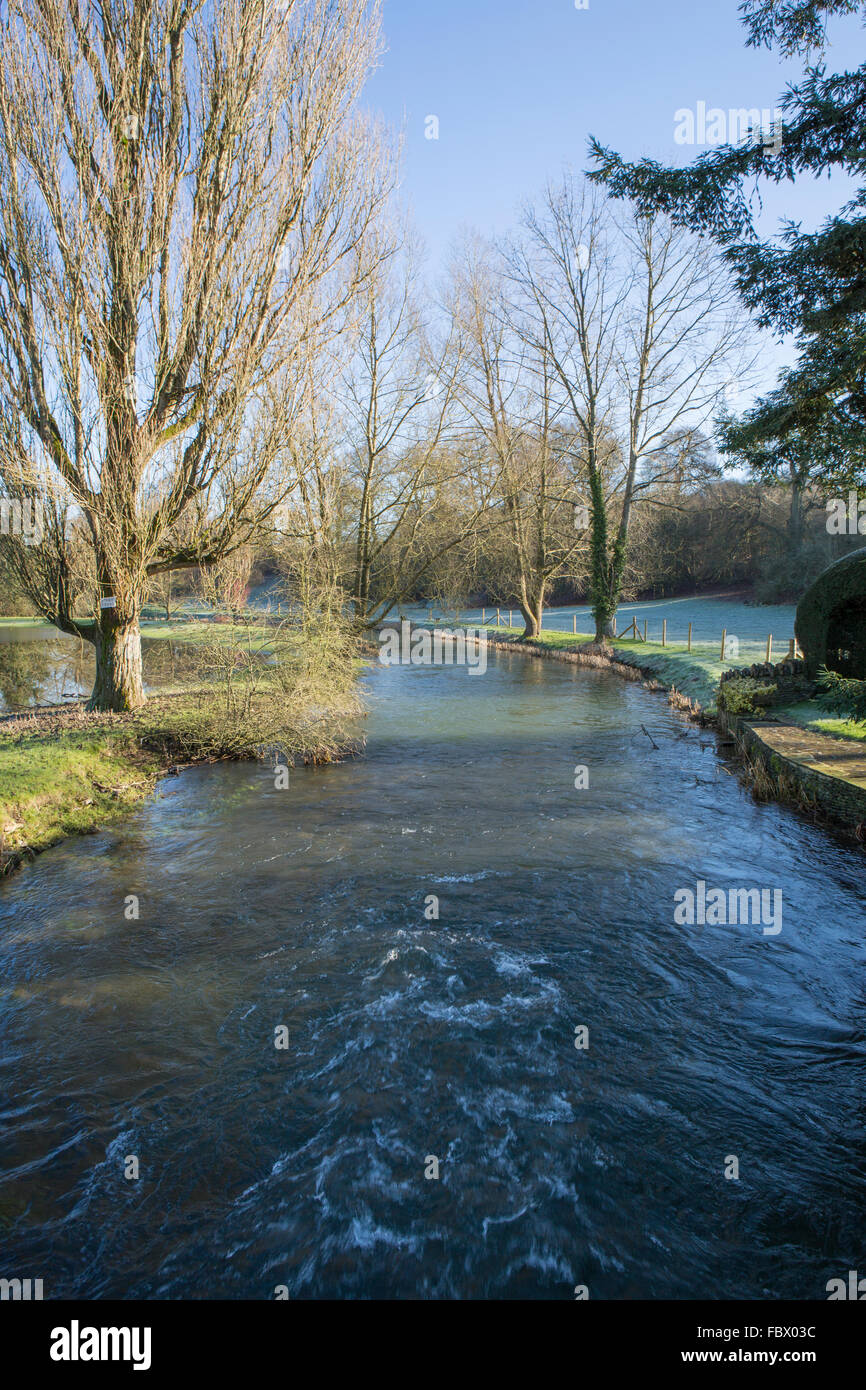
left=1, top=707, right=164, bottom=873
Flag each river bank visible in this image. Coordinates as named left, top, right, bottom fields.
left=476, top=627, right=718, bottom=717
left=0, top=602, right=371, bottom=876
left=469, top=625, right=866, bottom=837
left=4, top=614, right=864, bottom=875
left=0, top=689, right=365, bottom=878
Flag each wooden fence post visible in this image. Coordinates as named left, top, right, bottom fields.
left=509, top=610, right=513, bottom=628
left=572, top=614, right=577, bottom=635
left=766, top=634, right=773, bottom=664
left=481, top=607, right=486, bottom=624
left=687, top=622, right=692, bottom=652
left=643, top=620, right=648, bottom=642
left=720, top=629, right=727, bottom=661
left=496, top=607, right=501, bottom=626
left=662, top=619, right=667, bottom=647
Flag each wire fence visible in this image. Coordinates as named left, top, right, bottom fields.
left=421, top=607, right=800, bottom=665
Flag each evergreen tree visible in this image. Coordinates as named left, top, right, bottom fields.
left=589, top=1, right=866, bottom=487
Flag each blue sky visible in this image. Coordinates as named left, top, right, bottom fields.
left=366, top=0, right=862, bottom=338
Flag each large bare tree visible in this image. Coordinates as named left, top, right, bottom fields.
left=0, top=0, right=388, bottom=708
left=449, top=233, right=590, bottom=637
left=513, top=177, right=750, bottom=642
left=273, top=213, right=498, bottom=628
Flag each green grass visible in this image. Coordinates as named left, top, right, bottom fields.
left=140, top=619, right=215, bottom=641
left=0, top=690, right=277, bottom=875
left=773, top=700, right=866, bottom=744
left=0, top=616, right=54, bottom=631
left=0, top=691, right=263, bottom=874
left=140, top=619, right=278, bottom=651
left=0, top=615, right=270, bottom=644
left=0, top=666, right=363, bottom=874
left=0, top=717, right=164, bottom=871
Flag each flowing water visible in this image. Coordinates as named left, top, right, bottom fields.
left=1, top=651, right=865, bottom=1299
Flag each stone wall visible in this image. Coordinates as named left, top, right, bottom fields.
left=734, top=720, right=866, bottom=829
left=719, top=657, right=816, bottom=709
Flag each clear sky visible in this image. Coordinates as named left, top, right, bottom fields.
left=366, top=0, right=863, bottom=395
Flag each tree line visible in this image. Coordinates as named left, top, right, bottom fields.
left=0, top=0, right=862, bottom=710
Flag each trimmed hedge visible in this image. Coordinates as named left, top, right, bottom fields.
left=796, top=547, right=866, bottom=677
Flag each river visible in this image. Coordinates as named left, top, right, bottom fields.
left=1, top=650, right=865, bottom=1298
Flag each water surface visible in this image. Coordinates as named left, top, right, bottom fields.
left=1, top=652, right=865, bottom=1298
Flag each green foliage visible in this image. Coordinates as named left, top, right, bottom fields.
left=718, top=676, right=778, bottom=715
left=588, top=469, right=615, bottom=633
left=741, top=1, right=864, bottom=56
left=136, top=601, right=364, bottom=763
left=817, top=664, right=866, bottom=721
left=0, top=718, right=163, bottom=872
left=589, top=0, right=866, bottom=478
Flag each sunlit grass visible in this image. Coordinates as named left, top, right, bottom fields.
left=0, top=719, right=163, bottom=871
left=468, top=623, right=729, bottom=711
left=775, top=700, right=866, bottom=744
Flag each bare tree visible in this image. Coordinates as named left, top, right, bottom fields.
left=449, top=233, right=589, bottom=637
left=0, top=0, right=389, bottom=708
left=318, top=214, right=496, bottom=627
left=513, top=175, right=751, bottom=642
left=613, top=213, right=754, bottom=581
left=511, top=181, right=624, bottom=641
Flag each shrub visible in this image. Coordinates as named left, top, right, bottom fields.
left=817, top=667, right=866, bottom=724
left=717, top=677, right=777, bottom=717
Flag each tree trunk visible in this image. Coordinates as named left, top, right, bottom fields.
left=519, top=595, right=543, bottom=639
left=87, top=613, right=145, bottom=711
left=588, top=468, right=611, bottom=645
left=788, top=477, right=805, bottom=551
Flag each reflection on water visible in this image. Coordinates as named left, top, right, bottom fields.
left=0, top=653, right=865, bottom=1299
left=0, top=632, right=204, bottom=711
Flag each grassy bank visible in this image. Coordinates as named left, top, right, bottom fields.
left=0, top=705, right=165, bottom=872
left=0, top=607, right=367, bottom=874
left=0, top=616, right=268, bottom=642
left=0, top=684, right=365, bottom=877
